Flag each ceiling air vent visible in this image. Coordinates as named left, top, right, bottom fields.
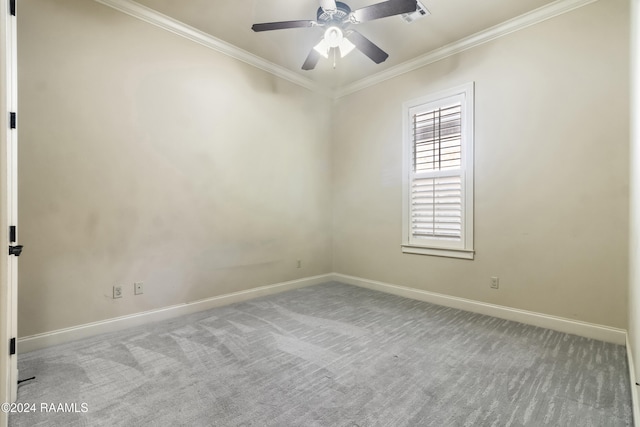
left=402, top=1, right=430, bottom=23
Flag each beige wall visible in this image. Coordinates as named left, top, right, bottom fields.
left=332, top=0, right=630, bottom=328
left=17, top=0, right=333, bottom=337
left=17, top=0, right=630, bottom=338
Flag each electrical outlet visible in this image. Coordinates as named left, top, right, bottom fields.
left=113, top=285, right=123, bottom=299
left=296, top=260, right=302, bottom=269
left=490, top=277, right=499, bottom=289
left=134, top=282, right=144, bottom=295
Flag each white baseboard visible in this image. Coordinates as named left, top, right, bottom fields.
left=332, top=273, right=627, bottom=345
left=18, top=274, right=332, bottom=353
left=19, top=272, right=628, bottom=353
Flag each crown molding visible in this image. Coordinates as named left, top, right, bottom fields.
left=95, top=0, right=599, bottom=99
left=333, top=0, right=600, bottom=98
left=94, top=0, right=326, bottom=94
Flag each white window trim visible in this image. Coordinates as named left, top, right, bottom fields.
left=401, top=82, right=475, bottom=260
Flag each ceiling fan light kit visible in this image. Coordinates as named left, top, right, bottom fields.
left=251, top=0, right=419, bottom=70
left=313, top=27, right=356, bottom=60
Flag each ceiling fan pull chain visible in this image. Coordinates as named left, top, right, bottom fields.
left=333, top=48, right=337, bottom=69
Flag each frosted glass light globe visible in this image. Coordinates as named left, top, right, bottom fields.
left=324, top=26, right=343, bottom=48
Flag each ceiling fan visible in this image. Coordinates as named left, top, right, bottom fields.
left=251, top=0, right=418, bottom=70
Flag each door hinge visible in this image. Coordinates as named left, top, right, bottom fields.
left=9, top=245, right=23, bottom=256
left=10, top=112, right=16, bottom=129
left=9, top=226, right=16, bottom=243
left=9, top=0, right=15, bottom=16
left=9, top=338, right=16, bottom=355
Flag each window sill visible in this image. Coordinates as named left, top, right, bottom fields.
left=402, top=245, right=475, bottom=260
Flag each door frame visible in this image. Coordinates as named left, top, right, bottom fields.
left=1, top=0, right=18, bottom=424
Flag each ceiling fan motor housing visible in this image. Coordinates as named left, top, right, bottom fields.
left=317, top=1, right=352, bottom=24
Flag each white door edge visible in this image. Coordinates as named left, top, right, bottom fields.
left=1, top=0, right=19, bottom=422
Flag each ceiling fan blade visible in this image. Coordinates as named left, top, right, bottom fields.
left=319, top=0, right=338, bottom=12
left=350, top=0, right=417, bottom=23
left=346, top=30, right=389, bottom=64
left=251, top=20, right=317, bottom=32
left=302, top=48, right=322, bottom=70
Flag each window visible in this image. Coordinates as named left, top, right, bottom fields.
left=402, top=83, right=474, bottom=259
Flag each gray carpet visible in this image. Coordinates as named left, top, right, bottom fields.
left=9, top=282, right=632, bottom=426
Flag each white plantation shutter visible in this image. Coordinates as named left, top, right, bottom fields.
left=411, top=174, right=462, bottom=241
left=411, top=102, right=463, bottom=242
left=402, top=83, right=474, bottom=258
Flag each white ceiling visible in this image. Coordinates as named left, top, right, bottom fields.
left=130, top=0, right=557, bottom=90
